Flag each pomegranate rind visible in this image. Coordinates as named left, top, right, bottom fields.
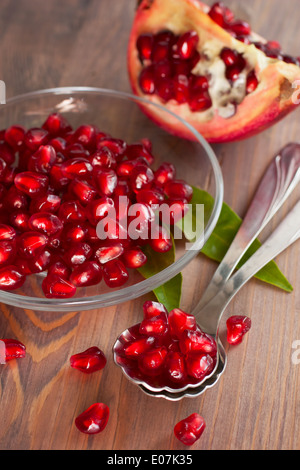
left=128, top=0, right=300, bottom=143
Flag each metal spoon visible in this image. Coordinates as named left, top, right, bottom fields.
left=113, top=144, right=300, bottom=399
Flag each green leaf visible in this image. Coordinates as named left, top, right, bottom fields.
left=138, top=236, right=182, bottom=311
left=179, top=186, right=293, bottom=293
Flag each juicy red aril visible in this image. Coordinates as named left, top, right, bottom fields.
left=63, top=242, right=93, bottom=267
left=42, top=113, right=72, bottom=136
left=130, top=164, right=154, bottom=192
left=139, top=311, right=169, bottom=337
left=0, top=142, right=15, bottom=165
left=1, top=338, right=26, bottom=362
left=75, top=403, right=109, bottom=435
left=180, top=329, right=217, bottom=357
left=28, top=145, right=57, bottom=174
left=69, top=261, right=103, bottom=287
left=96, top=138, right=127, bottom=160
left=167, top=199, right=189, bottom=224
left=136, top=188, right=164, bottom=205
left=18, top=231, right=48, bottom=258
left=168, top=308, right=196, bottom=339
left=48, top=260, right=71, bottom=278
left=208, top=2, right=234, bottom=28
left=122, top=247, right=147, bottom=268
left=139, top=65, right=156, bottom=94
left=164, top=351, right=187, bottom=383
left=28, top=212, right=63, bottom=236
left=0, top=224, right=16, bottom=241
left=87, top=197, right=114, bottom=226
left=228, top=21, right=251, bottom=37
left=63, top=224, right=88, bottom=244
left=226, top=315, right=251, bottom=345
left=14, top=172, right=49, bottom=197
left=124, top=336, right=155, bottom=358
left=95, top=242, right=124, bottom=264
left=69, top=178, right=97, bottom=205
left=4, top=125, right=26, bottom=150
left=5, top=186, right=29, bottom=211
left=137, top=33, right=154, bottom=61
left=154, top=162, right=176, bottom=186
left=73, top=125, right=96, bottom=150
left=70, top=346, right=106, bottom=373
left=126, top=143, right=154, bottom=165
left=151, top=40, right=171, bottom=63
left=0, top=265, right=26, bottom=291
left=185, top=352, right=215, bottom=380
left=246, top=71, right=259, bottom=94
left=9, top=210, right=30, bottom=232
left=0, top=241, right=17, bottom=266
left=24, top=128, right=49, bottom=151
left=149, top=225, right=172, bottom=253
left=95, top=169, right=118, bottom=196
left=143, top=300, right=168, bottom=319
left=138, top=346, right=167, bottom=376
left=176, top=31, right=199, bottom=60
left=220, top=47, right=239, bottom=66
left=102, top=259, right=129, bottom=288
left=155, top=77, right=174, bottom=102
left=173, top=74, right=190, bottom=103
left=61, top=158, right=93, bottom=180
left=90, top=147, right=117, bottom=169
left=42, top=274, right=76, bottom=299
left=58, top=201, right=87, bottom=223
left=174, top=413, right=206, bottom=446
left=188, top=90, right=212, bottom=112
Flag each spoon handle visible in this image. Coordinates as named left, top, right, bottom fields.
left=194, top=143, right=300, bottom=312
left=196, top=199, right=300, bottom=335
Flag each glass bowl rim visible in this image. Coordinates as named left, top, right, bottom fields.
left=0, top=86, right=224, bottom=310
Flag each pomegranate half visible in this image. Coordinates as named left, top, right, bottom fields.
left=128, top=0, right=300, bottom=143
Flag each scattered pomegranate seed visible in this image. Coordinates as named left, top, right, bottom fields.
left=75, top=403, right=109, bottom=434
left=0, top=338, right=26, bottom=363
left=226, top=315, right=251, bottom=345
left=174, top=413, right=206, bottom=446
left=185, top=352, right=215, bottom=380
left=69, top=261, right=102, bottom=287
left=122, top=246, right=147, bottom=268
left=70, top=346, right=106, bottom=373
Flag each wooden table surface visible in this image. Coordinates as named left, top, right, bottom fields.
left=0, top=0, right=299, bottom=451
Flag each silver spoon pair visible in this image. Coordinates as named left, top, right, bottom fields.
left=113, top=143, right=300, bottom=401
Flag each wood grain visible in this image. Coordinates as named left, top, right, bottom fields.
left=0, top=0, right=299, bottom=451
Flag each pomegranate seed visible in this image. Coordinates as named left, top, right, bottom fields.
left=188, top=89, right=212, bottom=112
left=139, top=65, right=156, bottom=94
left=226, top=315, right=251, bottom=345
left=89, top=147, right=117, bottom=169
left=154, top=162, right=176, bottom=186
left=9, top=210, right=30, bottom=232
left=208, top=2, right=235, bottom=27
left=116, top=159, right=137, bottom=178
left=128, top=202, right=155, bottom=241
left=176, top=31, right=199, bottom=60
left=138, top=346, right=168, bottom=376
left=173, top=74, right=190, bottom=103
left=28, top=145, right=57, bottom=174
left=0, top=265, right=26, bottom=290
left=282, top=54, right=300, bottom=66
left=73, top=125, right=96, bottom=150
left=28, top=212, right=63, bottom=236
left=58, top=201, right=87, bottom=223
left=143, top=300, right=168, bottom=319
left=174, top=413, right=206, bottom=446
left=0, top=142, right=15, bottom=165
left=0, top=224, right=16, bottom=241
left=61, top=158, right=93, bottom=180
left=24, top=128, right=49, bottom=151
left=139, top=310, right=169, bottom=337
left=63, top=242, right=93, bottom=267
left=95, top=168, right=118, bottom=196
left=246, top=71, right=259, bottom=94
left=102, top=259, right=129, bottom=288
left=0, top=157, right=7, bottom=179
left=228, top=21, right=251, bottom=37
left=69, top=178, right=97, bottom=205
left=186, top=352, right=215, bottom=380
left=42, top=113, right=72, bottom=136
left=49, top=136, right=67, bottom=153
left=96, top=138, right=127, bottom=161
left=225, top=65, right=241, bottom=81
left=87, top=197, right=114, bottom=225
left=154, top=60, right=173, bottom=80
left=130, top=164, right=154, bottom=192
left=70, top=346, right=106, bottom=373
left=126, top=143, right=154, bottom=165
left=49, top=163, right=69, bottom=190
left=66, top=143, right=90, bottom=159
left=136, top=188, right=164, bottom=206
left=155, top=77, right=174, bottom=102
left=63, top=224, right=88, bottom=244
left=18, top=231, right=48, bottom=258
left=168, top=308, right=196, bottom=339
left=267, top=40, right=281, bottom=52
left=167, top=199, right=189, bottom=224
left=70, top=261, right=102, bottom=287
left=27, top=249, right=52, bottom=273
left=164, top=179, right=193, bottom=202
left=179, top=329, right=217, bottom=356
left=95, top=242, right=124, bottom=264
left=42, top=273, right=76, bottom=298
left=4, top=125, right=26, bottom=150
left=5, top=186, right=29, bottom=211
left=48, top=260, right=71, bottom=279
left=123, top=336, right=155, bottom=358
left=149, top=225, right=172, bottom=253
left=14, top=172, right=49, bottom=198
left=151, top=40, right=171, bottom=63
left=122, top=246, right=147, bottom=268
left=164, top=351, right=187, bottom=383
left=137, top=33, right=154, bottom=61
left=220, top=48, right=239, bottom=66
left=0, top=241, right=17, bottom=266
left=75, top=403, right=109, bottom=435
left=0, top=338, right=26, bottom=362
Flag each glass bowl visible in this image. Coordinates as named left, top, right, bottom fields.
left=0, top=87, right=223, bottom=311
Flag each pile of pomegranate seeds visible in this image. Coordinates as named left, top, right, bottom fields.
left=75, top=402, right=110, bottom=435
left=174, top=413, right=206, bottom=446
left=0, top=338, right=26, bottom=363
left=136, top=1, right=299, bottom=114
left=0, top=113, right=192, bottom=298
left=226, top=315, right=251, bottom=345
left=115, top=301, right=218, bottom=390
